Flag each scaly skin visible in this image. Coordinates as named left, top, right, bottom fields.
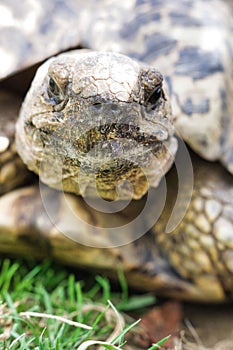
left=16, top=51, right=176, bottom=200
left=0, top=0, right=232, bottom=301
left=0, top=56, right=233, bottom=300
left=0, top=154, right=232, bottom=301
left=154, top=156, right=233, bottom=300
left=0, top=91, right=31, bottom=194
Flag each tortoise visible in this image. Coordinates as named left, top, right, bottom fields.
left=0, top=0, right=233, bottom=302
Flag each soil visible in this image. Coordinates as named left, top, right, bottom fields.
left=139, top=301, right=233, bottom=349
left=183, top=303, right=233, bottom=349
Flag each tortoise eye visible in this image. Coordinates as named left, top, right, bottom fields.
left=147, top=85, right=163, bottom=105
left=48, top=77, right=60, bottom=97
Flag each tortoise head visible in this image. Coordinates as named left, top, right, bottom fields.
left=16, top=51, right=177, bottom=200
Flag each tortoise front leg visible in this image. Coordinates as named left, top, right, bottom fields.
left=0, top=182, right=223, bottom=302
left=0, top=91, right=32, bottom=194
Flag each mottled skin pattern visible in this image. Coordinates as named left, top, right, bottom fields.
left=0, top=92, right=31, bottom=193
left=155, top=158, right=233, bottom=300
left=1, top=0, right=232, bottom=170
left=0, top=0, right=233, bottom=301
left=16, top=52, right=176, bottom=200
left=0, top=156, right=232, bottom=301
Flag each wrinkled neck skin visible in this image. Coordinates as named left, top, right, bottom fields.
left=16, top=51, right=177, bottom=200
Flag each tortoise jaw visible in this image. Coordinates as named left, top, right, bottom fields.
left=103, top=122, right=169, bottom=144
left=132, top=123, right=169, bottom=145
left=72, top=121, right=168, bottom=156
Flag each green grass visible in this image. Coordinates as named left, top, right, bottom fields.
left=0, top=259, right=170, bottom=349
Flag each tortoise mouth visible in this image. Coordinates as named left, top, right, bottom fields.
left=73, top=122, right=168, bottom=155
left=21, top=106, right=170, bottom=173
left=26, top=97, right=171, bottom=161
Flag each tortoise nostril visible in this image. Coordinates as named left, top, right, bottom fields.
left=111, top=104, right=118, bottom=111
left=92, top=103, right=119, bottom=111
left=92, top=102, right=102, bottom=110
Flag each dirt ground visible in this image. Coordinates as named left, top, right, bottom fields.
left=139, top=300, right=233, bottom=349
left=181, top=303, right=233, bottom=349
